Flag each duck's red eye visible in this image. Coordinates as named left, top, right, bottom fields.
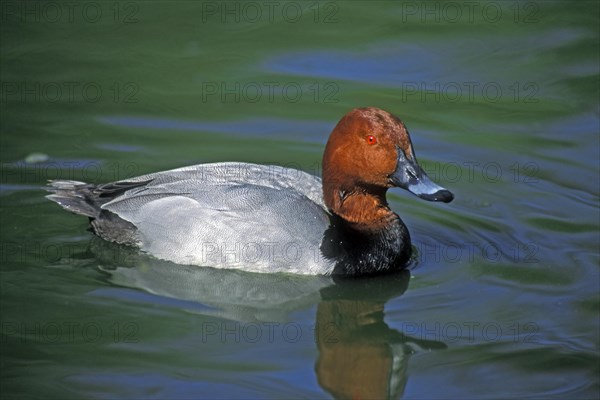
left=366, top=135, right=377, bottom=145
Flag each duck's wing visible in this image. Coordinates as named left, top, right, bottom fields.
left=102, top=161, right=326, bottom=209
left=49, top=162, right=334, bottom=274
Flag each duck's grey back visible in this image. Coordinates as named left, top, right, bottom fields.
left=52, top=162, right=335, bottom=275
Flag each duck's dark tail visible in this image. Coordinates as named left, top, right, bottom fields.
left=45, top=179, right=151, bottom=246
left=46, top=179, right=153, bottom=216
left=45, top=180, right=103, bottom=218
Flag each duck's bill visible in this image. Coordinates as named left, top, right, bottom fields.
left=405, top=173, right=454, bottom=202
left=390, top=147, right=454, bottom=203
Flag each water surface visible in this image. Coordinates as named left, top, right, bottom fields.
left=1, top=1, right=599, bottom=399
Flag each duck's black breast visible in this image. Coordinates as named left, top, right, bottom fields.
left=320, top=214, right=412, bottom=276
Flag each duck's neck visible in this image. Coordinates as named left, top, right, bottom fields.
left=322, top=186, right=412, bottom=275
left=326, top=187, right=395, bottom=231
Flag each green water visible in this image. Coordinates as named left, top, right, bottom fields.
left=1, top=1, right=599, bottom=399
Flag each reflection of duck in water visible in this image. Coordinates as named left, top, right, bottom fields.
left=92, top=251, right=445, bottom=399
left=315, top=273, right=446, bottom=400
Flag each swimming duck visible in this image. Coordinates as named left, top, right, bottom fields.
left=47, top=107, right=453, bottom=276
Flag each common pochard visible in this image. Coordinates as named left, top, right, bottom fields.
left=47, top=107, right=453, bottom=276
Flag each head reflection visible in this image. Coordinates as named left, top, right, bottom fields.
left=315, top=272, right=445, bottom=399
